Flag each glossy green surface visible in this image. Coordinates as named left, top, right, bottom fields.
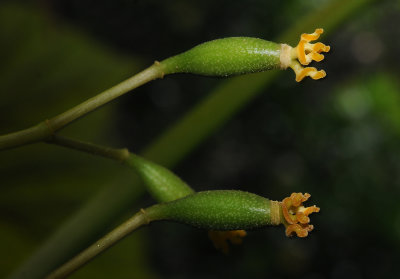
left=161, top=37, right=281, bottom=77
left=150, top=190, right=272, bottom=230
left=127, top=154, right=194, bottom=202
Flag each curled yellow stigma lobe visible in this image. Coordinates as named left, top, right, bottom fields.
left=208, top=230, right=247, bottom=254
left=280, top=28, right=330, bottom=82
left=281, top=193, right=320, bottom=237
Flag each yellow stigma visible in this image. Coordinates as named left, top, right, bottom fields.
left=280, top=193, right=320, bottom=237
left=280, top=28, right=330, bottom=82
left=208, top=230, right=247, bottom=254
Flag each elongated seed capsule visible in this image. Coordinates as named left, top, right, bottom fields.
left=159, top=28, right=330, bottom=82
left=147, top=190, right=282, bottom=230
left=161, top=37, right=281, bottom=77
left=146, top=190, right=319, bottom=237
left=126, top=153, right=194, bottom=202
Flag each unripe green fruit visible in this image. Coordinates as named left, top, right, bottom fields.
left=161, top=37, right=281, bottom=77
left=127, top=154, right=194, bottom=202
left=148, top=190, right=279, bottom=230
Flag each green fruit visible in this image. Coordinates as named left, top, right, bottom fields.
left=161, top=37, right=281, bottom=77
left=127, top=154, right=194, bottom=202
left=148, top=190, right=275, bottom=230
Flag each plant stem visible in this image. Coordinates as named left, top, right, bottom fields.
left=0, top=63, right=164, bottom=151
left=45, top=208, right=152, bottom=279
left=47, top=135, right=130, bottom=163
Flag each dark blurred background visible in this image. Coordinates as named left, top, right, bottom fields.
left=1, top=0, right=400, bottom=278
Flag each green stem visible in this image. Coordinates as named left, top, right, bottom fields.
left=45, top=208, right=153, bottom=279
left=46, top=135, right=130, bottom=163
left=0, top=63, right=164, bottom=151
left=0, top=122, right=51, bottom=149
